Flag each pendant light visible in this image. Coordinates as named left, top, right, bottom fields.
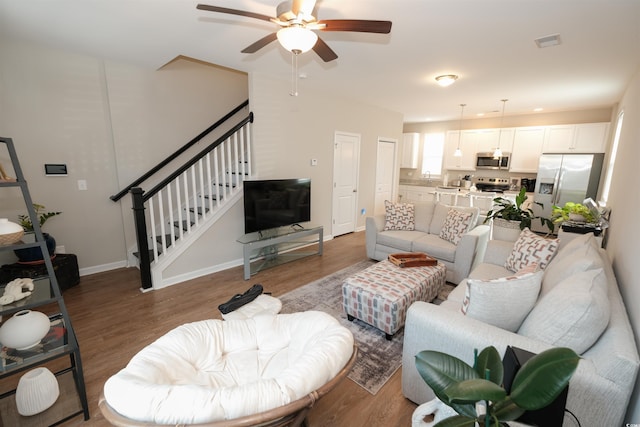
left=454, top=103, right=466, bottom=157
left=493, top=99, right=508, bottom=159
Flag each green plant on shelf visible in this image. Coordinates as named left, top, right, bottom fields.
left=18, top=203, right=62, bottom=232
left=551, top=202, right=598, bottom=224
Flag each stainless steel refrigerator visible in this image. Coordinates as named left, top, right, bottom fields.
left=531, top=153, right=604, bottom=233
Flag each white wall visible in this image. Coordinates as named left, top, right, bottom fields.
left=0, top=39, right=248, bottom=273
left=606, top=68, right=640, bottom=423
left=162, top=71, right=405, bottom=282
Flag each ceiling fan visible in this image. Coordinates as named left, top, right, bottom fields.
left=196, top=0, right=392, bottom=62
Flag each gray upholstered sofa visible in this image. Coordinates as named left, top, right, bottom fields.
left=402, top=231, right=640, bottom=427
left=365, top=201, right=490, bottom=284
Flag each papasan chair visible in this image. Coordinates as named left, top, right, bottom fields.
left=99, top=310, right=356, bottom=426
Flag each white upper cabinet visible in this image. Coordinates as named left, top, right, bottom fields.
left=444, top=131, right=476, bottom=171
left=543, top=123, right=609, bottom=153
left=474, top=129, right=515, bottom=154
left=401, top=133, right=420, bottom=168
left=573, top=123, right=609, bottom=153
left=509, top=127, right=545, bottom=173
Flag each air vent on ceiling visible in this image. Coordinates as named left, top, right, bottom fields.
left=535, top=34, right=561, bottom=48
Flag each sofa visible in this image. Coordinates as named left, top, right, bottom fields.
left=402, top=230, right=640, bottom=427
left=366, top=200, right=490, bottom=284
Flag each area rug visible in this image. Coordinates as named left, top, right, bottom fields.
left=278, top=260, right=453, bottom=396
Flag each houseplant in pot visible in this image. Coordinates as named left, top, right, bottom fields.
left=484, top=187, right=554, bottom=240
left=551, top=202, right=597, bottom=224
left=14, top=203, right=62, bottom=263
left=414, top=346, right=580, bottom=427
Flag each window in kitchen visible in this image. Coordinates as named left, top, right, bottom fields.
left=421, top=132, right=444, bottom=178
left=600, top=110, right=623, bottom=206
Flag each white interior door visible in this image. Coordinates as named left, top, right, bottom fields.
left=332, top=132, right=360, bottom=237
left=374, top=139, right=397, bottom=215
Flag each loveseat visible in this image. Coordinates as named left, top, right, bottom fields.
left=402, top=231, right=640, bottom=427
left=366, top=201, right=490, bottom=284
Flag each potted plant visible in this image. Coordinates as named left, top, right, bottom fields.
left=484, top=187, right=554, bottom=240
left=551, top=202, right=597, bottom=224
left=415, top=346, right=580, bottom=427
left=14, top=204, right=62, bottom=263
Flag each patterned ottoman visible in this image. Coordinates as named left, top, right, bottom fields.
left=342, top=259, right=446, bottom=340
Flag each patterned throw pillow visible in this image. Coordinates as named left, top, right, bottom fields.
left=383, top=200, right=415, bottom=231
left=439, top=209, right=474, bottom=245
left=461, top=270, right=543, bottom=332
left=505, top=228, right=559, bottom=272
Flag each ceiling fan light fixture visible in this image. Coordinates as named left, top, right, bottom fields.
left=277, top=26, right=318, bottom=53
left=435, top=74, right=458, bottom=87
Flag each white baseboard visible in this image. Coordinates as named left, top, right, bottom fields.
left=79, top=260, right=127, bottom=277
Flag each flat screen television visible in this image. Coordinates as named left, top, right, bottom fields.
left=243, top=179, right=311, bottom=234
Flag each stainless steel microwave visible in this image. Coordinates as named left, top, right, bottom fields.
left=476, top=152, right=511, bottom=170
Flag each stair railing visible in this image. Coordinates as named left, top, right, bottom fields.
left=111, top=101, right=253, bottom=290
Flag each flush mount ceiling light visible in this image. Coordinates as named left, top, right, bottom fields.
left=276, top=26, right=318, bottom=53
left=493, top=99, right=508, bottom=159
left=535, top=33, right=561, bottom=48
left=454, top=103, right=466, bottom=157
left=435, top=74, right=458, bottom=87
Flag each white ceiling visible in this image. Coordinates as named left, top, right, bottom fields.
left=1, top=0, right=638, bottom=123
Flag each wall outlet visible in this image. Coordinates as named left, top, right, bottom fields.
left=310, top=158, right=318, bottom=166
left=77, top=179, right=87, bottom=191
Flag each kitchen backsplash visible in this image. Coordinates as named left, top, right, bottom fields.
left=399, top=168, right=536, bottom=187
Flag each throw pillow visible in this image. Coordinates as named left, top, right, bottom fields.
left=505, top=228, right=559, bottom=272
left=383, top=200, right=415, bottom=231
left=542, top=233, right=603, bottom=296
left=518, top=268, right=610, bottom=354
left=460, top=270, right=543, bottom=332
left=439, top=209, right=474, bottom=245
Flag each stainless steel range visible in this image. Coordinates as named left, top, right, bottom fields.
left=475, top=177, right=510, bottom=192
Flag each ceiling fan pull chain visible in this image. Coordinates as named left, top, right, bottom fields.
left=290, top=50, right=300, bottom=96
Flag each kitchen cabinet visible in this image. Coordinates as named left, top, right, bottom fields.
left=444, top=131, right=476, bottom=171
left=509, top=127, right=545, bottom=173
left=401, top=133, right=420, bottom=168
left=474, top=129, right=515, bottom=154
left=573, top=123, right=609, bottom=153
left=543, top=123, right=609, bottom=153
left=399, top=185, right=435, bottom=203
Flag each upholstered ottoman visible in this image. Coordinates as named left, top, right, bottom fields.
left=342, top=259, right=446, bottom=339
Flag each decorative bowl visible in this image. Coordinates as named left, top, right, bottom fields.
left=0, top=218, right=24, bottom=245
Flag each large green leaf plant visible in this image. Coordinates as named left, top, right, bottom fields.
left=484, top=187, right=555, bottom=233
left=415, top=346, right=579, bottom=427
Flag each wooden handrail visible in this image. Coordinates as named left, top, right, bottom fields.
left=110, top=100, right=249, bottom=202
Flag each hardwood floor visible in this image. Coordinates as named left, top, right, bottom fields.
left=49, top=231, right=417, bottom=426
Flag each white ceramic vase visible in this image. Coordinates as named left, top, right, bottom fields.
left=16, top=367, right=60, bottom=416
left=0, top=218, right=24, bottom=245
left=0, top=310, right=50, bottom=350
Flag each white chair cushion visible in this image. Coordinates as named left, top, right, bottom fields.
left=221, top=294, right=283, bottom=320
left=103, top=311, right=354, bottom=424
left=518, top=268, right=610, bottom=354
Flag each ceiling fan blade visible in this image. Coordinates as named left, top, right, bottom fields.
left=318, top=19, right=392, bottom=34
left=196, top=4, right=274, bottom=23
left=313, top=37, right=338, bottom=62
left=241, top=33, right=279, bottom=53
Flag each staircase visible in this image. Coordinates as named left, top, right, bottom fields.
left=111, top=101, right=253, bottom=290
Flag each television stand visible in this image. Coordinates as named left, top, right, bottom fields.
left=237, top=226, right=323, bottom=280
